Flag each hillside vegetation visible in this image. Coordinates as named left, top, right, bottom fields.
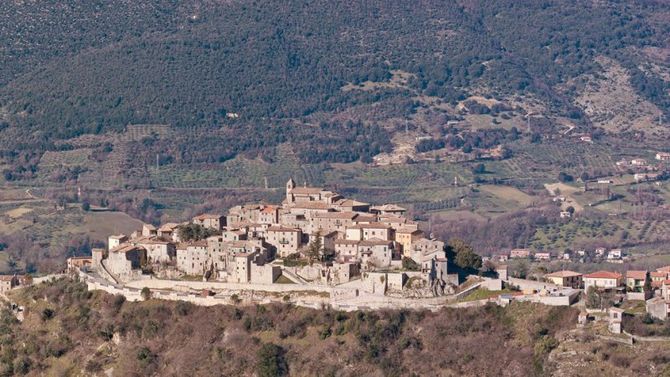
left=0, top=279, right=581, bottom=376
left=1, top=0, right=669, bottom=163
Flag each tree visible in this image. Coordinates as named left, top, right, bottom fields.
left=643, top=271, right=652, bottom=295
left=472, top=163, right=486, bottom=174
left=177, top=223, right=216, bottom=241
left=141, top=287, right=151, bottom=301
left=306, top=231, right=322, bottom=263
left=448, top=238, right=482, bottom=270
left=256, top=343, right=288, bottom=377
left=585, top=286, right=600, bottom=309
left=7, top=256, right=18, bottom=273
left=558, top=172, right=574, bottom=183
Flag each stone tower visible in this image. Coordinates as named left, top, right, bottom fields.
left=286, top=178, right=296, bottom=203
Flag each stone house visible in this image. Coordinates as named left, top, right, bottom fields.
left=510, top=249, right=531, bottom=258
left=278, top=212, right=309, bottom=231
left=329, top=260, right=361, bottom=284
left=335, top=239, right=360, bottom=258
left=258, top=205, right=280, bottom=225
left=370, top=204, right=407, bottom=217
left=141, top=224, right=157, bottom=237
left=583, top=271, right=623, bottom=291
left=226, top=205, right=262, bottom=227
left=359, top=239, right=394, bottom=269
left=310, top=211, right=358, bottom=234
left=0, top=275, right=18, bottom=293
left=266, top=226, right=302, bottom=258
left=651, top=271, right=668, bottom=288
left=249, top=263, right=282, bottom=284
left=67, top=256, right=93, bottom=272
left=360, top=223, right=393, bottom=241
left=533, top=252, right=552, bottom=261
left=378, top=215, right=417, bottom=232
left=608, top=307, right=625, bottom=334
left=138, top=239, right=176, bottom=264
left=192, top=214, right=225, bottom=230
left=234, top=252, right=256, bottom=283
left=317, top=231, right=339, bottom=255
left=221, top=229, right=247, bottom=242
left=410, top=238, right=446, bottom=264
left=544, top=271, right=582, bottom=288
left=108, top=234, right=128, bottom=251
left=157, top=223, right=181, bottom=242
left=646, top=297, right=670, bottom=320
left=176, top=241, right=208, bottom=276
left=106, top=244, right=146, bottom=279
left=395, top=227, right=424, bottom=258
left=332, top=198, right=370, bottom=212
left=285, top=178, right=342, bottom=205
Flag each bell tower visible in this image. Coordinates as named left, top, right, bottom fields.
left=286, top=178, right=296, bottom=203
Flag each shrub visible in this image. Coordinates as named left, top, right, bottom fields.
left=137, top=346, right=155, bottom=365
left=41, top=308, right=55, bottom=321
left=256, top=343, right=288, bottom=377
left=140, top=287, right=151, bottom=301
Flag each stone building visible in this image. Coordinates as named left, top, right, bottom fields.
left=176, top=241, right=208, bottom=276
left=138, top=239, right=176, bottom=264
left=266, top=226, right=302, bottom=257
left=106, top=244, right=146, bottom=280
left=0, top=275, right=18, bottom=293
left=192, top=214, right=225, bottom=230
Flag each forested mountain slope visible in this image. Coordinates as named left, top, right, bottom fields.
left=0, top=0, right=668, bottom=160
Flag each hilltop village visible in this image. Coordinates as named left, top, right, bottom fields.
left=59, top=180, right=670, bottom=322
left=86, top=179, right=453, bottom=296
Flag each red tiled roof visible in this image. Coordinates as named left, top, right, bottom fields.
left=626, top=270, right=647, bottom=280
left=584, top=271, right=622, bottom=279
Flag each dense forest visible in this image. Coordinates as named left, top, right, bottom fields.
left=0, top=0, right=668, bottom=167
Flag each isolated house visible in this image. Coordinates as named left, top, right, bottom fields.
left=533, top=252, right=551, bottom=261
left=67, top=256, right=93, bottom=272
left=510, top=249, right=530, bottom=258
left=0, top=276, right=18, bottom=293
